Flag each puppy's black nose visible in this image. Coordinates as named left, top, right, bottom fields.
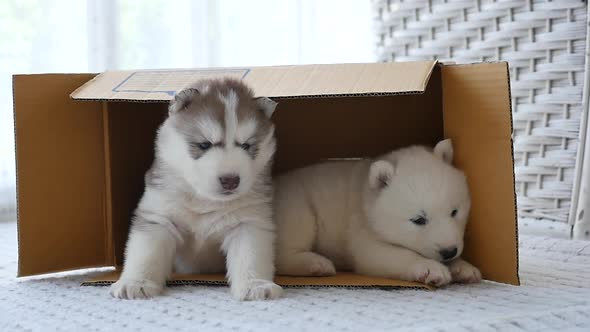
left=219, top=175, right=240, bottom=190
left=439, top=247, right=458, bottom=261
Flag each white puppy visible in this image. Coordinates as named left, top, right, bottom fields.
left=110, top=78, right=282, bottom=300
left=274, top=140, right=481, bottom=286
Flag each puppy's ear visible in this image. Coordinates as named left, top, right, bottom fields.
left=254, top=97, right=278, bottom=119
left=434, top=139, right=453, bottom=164
left=169, top=88, right=199, bottom=114
left=369, top=160, right=395, bottom=190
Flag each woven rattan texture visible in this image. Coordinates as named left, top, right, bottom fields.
left=375, top=0, right=587, bottom=227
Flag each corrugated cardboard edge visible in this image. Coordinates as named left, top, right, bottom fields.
left=12, top=74, right=22, bottom=276
left=81, top=271, right=432, bottom=290
left=70, top=91, right=428, bottom=103
left=504, top=61, right=521, bottom=286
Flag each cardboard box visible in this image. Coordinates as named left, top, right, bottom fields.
left=13, top=61, right=519, bottom=289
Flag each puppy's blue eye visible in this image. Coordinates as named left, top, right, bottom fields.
left=240, top=143, right=251, bottom=151
left=451, top=209, right=458, bottom=217
left=411, top=216, right=427, bottom=226
left=197, top=142, right=212, bottom=150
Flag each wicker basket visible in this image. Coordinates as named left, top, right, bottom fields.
left=374, top=0, right=588, bottom=237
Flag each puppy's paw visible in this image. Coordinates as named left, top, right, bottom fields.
left=448, top=258, right=482, bottom=284
left=231, top=279, right=282, bottom=301
left=410, top=259, right=452, bottom=287
left=109, top=278, right=163, bottom=299
left=308, top=255, right=337, bottom=276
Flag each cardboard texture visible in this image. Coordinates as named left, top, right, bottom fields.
left=13, top=61, right=519, bottom=288
left=71, top=62, right=437, bottom=101
left=82, top=271, right=430, bottom=290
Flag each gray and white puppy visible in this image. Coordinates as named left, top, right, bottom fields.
left=110, top=78, right=282, bottom=301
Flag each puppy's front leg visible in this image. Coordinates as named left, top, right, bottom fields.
left=351, top=230, right=452, bottom=287
left=223, top=224, right=282, bottom=300
left=110, top=219, right=177, bottom=299
left=447, top=258, right=482, bottom=283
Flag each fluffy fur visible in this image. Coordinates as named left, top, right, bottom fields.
left=110, top=78, right=282, bottom=300
left=274, top=140, right=482, bottom=286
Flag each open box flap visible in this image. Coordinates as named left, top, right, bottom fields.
left=442, top=62, right=519, bottom=285
left=70, top=61, right=437, bottom=102
left=14, top=74, right=113, bottom=276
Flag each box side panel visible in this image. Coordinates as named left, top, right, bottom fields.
left=442, top=63, right=519, bottom=285
left=273, top=67, right=443, bottom=174
left=107, top=103, right=167, bottom=266
left=14, top=74, right=109, bottom=276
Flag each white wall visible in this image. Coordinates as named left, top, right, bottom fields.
left=0, top=0, right=375, bottom=220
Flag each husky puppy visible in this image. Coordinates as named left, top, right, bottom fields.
left=274, top=140, right=481, bottom=286
left=110, top=78, right=282, bottom=300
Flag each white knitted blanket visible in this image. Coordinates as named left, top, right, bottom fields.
left=0, top=221, right=589, bottom=332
